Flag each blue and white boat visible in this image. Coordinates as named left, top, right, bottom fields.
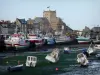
left=44, top=36, right=55, bottom=45
left=64, top=47, right=71, bottom=54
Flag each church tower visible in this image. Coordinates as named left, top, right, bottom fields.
left=43, top=10, right=58, bottom=31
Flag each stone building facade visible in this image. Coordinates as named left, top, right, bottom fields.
left=27, top=17, right=53, bottom=34
left=43, top=10, right=73, bottom=35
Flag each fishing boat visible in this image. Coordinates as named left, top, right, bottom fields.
left=4, top=33, right=30, bottom=50
left=76, top=36, right=90, bottom=44
left=26, top=56, right=37, bottom=67
left=55, top=35, right=71, bottom=43
left=26, top=34, right=44, bottom=47
left=44, top=36, right=55, bottom=45
left=55, top=35, right=77, bottom=45
left=77, top=53, right=89, bottom=67
left=45, top=48, right=60, bottom=63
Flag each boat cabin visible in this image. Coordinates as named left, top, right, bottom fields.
left=26, top=56, right=37, bottom=67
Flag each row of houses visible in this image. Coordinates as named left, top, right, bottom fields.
left=0, top=10, right=73, bottom=35
left=78, top=26, right=100, bottom=39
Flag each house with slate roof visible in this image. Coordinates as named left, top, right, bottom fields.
left=27, top=17, right=53, bottom=35
left=16, top=18, right=27, bottom=33
left=34, top=17, right=53, bottom=34
left=0, top=20, right=15, bottom=34
left=91, top=26, right=100, bottom=39
left=27, top=18, right=34, bottom=33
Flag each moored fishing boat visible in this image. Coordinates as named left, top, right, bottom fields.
left=26, top=34, right=44, bottom=47
left=4, top=33, right=30, bottom=50
left=44, top=36, right=55, bottom=45
left=76, top=36, right=90, bottom=44
left=55, top=35, right=77, bottom=45
left=55, top=35, right=71, bottom=43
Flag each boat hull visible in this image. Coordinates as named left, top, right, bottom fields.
left=7, top=64, right=24, bottom=72
left=45, top=55, right=58, bottom=63
left=6, top=42, right=30, bottom=51
left=78, top=41, right=90, bottom=44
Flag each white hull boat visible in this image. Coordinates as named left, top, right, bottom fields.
left=45, top=48, right=60, bottom=63
left=76, top=36, right=90, bottom=44
left=87, top=43, right=97, bottom=55
left=26, top=34, right=44, bottom=46
left=64, top=47, right=70, bottom=53
left=5, top=33, right=30, bottom=50
left=77, top=53, right=89, bottom=66
left=55, top=36, right=72, bottom=43
left=44, top=36, right=55, bottom=45
left=26, top=56, right=37, bottom=67
left=94, top=45, right=100, bottom=50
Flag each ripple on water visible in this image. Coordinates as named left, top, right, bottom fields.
left=54, top=60, right=100, bottom=75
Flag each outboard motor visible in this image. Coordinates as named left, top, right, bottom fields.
left=81, top=48, right=89, bottom=57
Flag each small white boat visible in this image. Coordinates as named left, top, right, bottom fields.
left=7, top=64, right=24, bottom=72
left=26, top=56, right=37, bottom=67
left=87, top=43, right=96, bottom=55
left=45, top=48, right=60, bottom=63
left=94, top=45, right=100, bottom=50
left=64, top=47, right=70, bottom=53
left=77, top=53, right=89, bottom=66
left=5, top=33, right=30, bottom=50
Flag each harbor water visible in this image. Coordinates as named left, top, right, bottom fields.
left=0, top=44, right=100, bottom=75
